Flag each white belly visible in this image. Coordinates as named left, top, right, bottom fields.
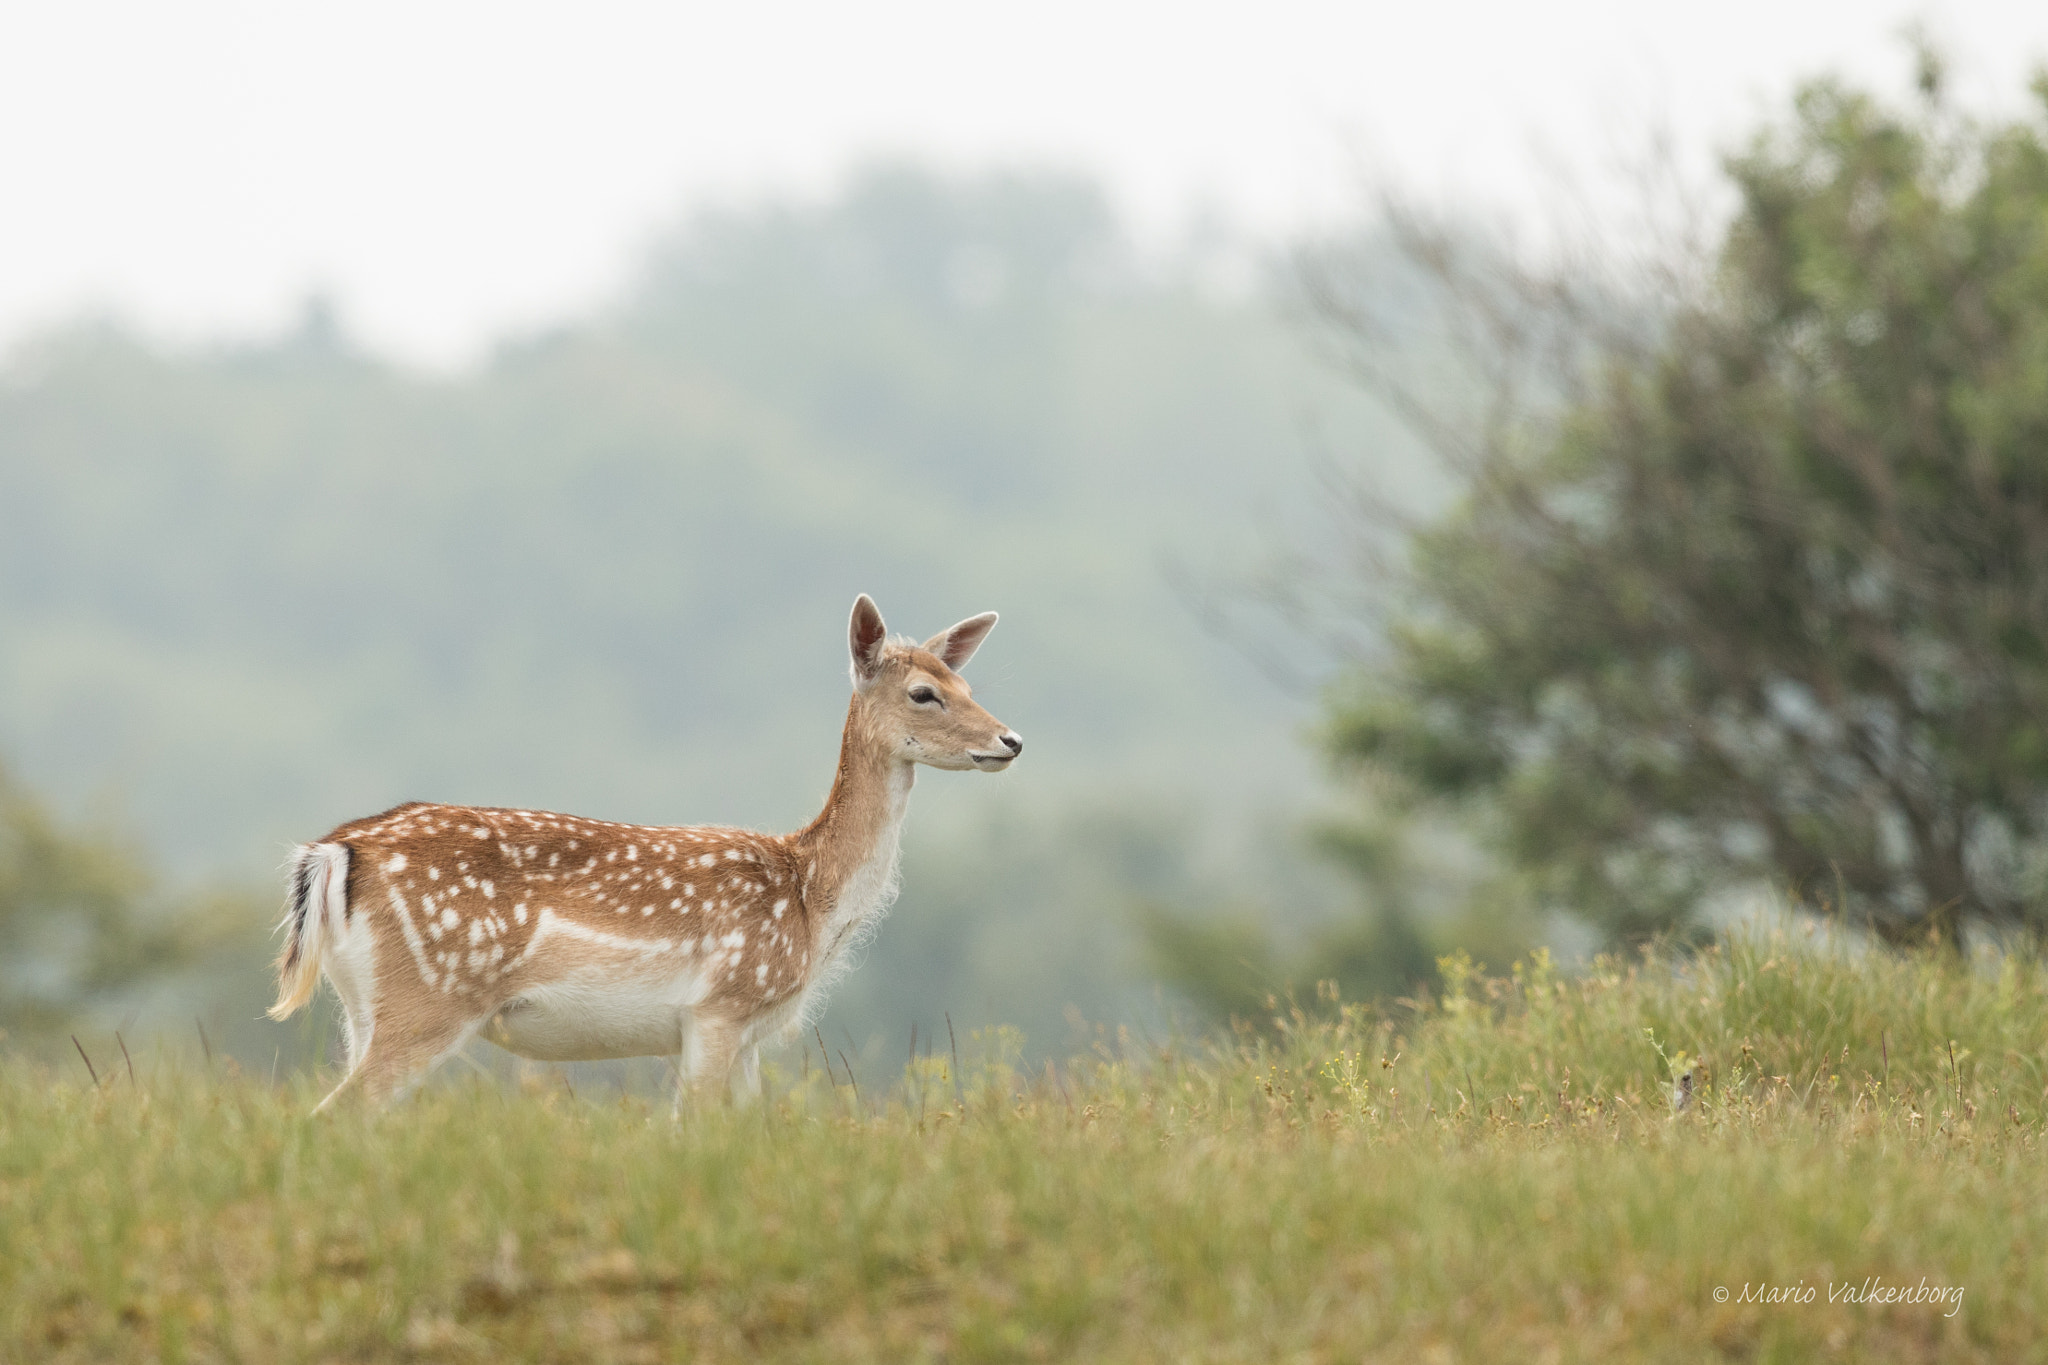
left=485, top=966, right=707, bottom=1062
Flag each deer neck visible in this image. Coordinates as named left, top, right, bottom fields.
left=795, top=697, right=916, bottom=958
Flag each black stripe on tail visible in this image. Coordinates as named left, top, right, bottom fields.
left=282, top=849, right=316, bottom=973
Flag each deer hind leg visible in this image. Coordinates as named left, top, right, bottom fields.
left=314, top=1010, right=487, bottom=1113
left=308, top=997, right=376, bottom=1112
left=304, top=914, right=383, bottom=1112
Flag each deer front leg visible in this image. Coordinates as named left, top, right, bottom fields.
left=680, top=1011, right=746, bottom=1108
left=732, top=1043, right=763, bottom=1105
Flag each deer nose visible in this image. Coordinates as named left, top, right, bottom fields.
left=1000, top=733, right=1023, bottom=756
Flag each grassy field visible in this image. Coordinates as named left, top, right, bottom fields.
left=6, top=931, right=2047, bottom=1363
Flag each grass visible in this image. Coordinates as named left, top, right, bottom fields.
left=5, top=928, right=2048, bottom=1363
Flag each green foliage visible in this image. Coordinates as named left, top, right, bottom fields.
left=1390, top=928, right=2048, bottom=1122
left=10, top=932, right=2047, bottom=1360
left=1142, top=778, right=1539, bottom=1025
left=0, top=762, right=230, bottom=1036
left=1137, top=902, right=1289, bottom=1022
left=1323, top=64, right=2048, bottom=945
left=1138, top=890, right=1440, bottom=1027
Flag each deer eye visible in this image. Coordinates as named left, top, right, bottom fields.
left=909, top=686, right=940, bottom=706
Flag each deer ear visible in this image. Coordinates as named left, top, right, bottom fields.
left=923, top=612, right=998, bottom=673
left=849, top=595, right=889, bottom=688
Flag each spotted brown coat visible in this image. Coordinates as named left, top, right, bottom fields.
left=268, top=595, right=1022, bottom=1111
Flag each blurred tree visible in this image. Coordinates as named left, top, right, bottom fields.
left=1309, top=54, right=2048, bottom=948
left=0, top=762, right=229, bottom=1036
left=1137, top=800, right=1532, bottom=1024
left=1139, top=895, right=1438, bottom=1025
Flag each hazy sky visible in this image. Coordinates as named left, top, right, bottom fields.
left=4, top=1, right=2045, bottom=367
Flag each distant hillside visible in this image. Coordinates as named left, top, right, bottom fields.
left=0, top=167, right=1421, bottom=1054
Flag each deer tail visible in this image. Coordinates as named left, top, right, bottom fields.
left=269, top=842, right=350, bottom=1020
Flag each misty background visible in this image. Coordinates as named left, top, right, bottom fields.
left=7, top=2, right=2048, bottom=1081
left=2, top=166, right=1428, bottom=1069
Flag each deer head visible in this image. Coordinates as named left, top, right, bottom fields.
left=847, top=594, right=1023, bottom=772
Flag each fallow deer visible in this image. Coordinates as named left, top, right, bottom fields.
left=267, top=595, right=1022, bottom=1112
